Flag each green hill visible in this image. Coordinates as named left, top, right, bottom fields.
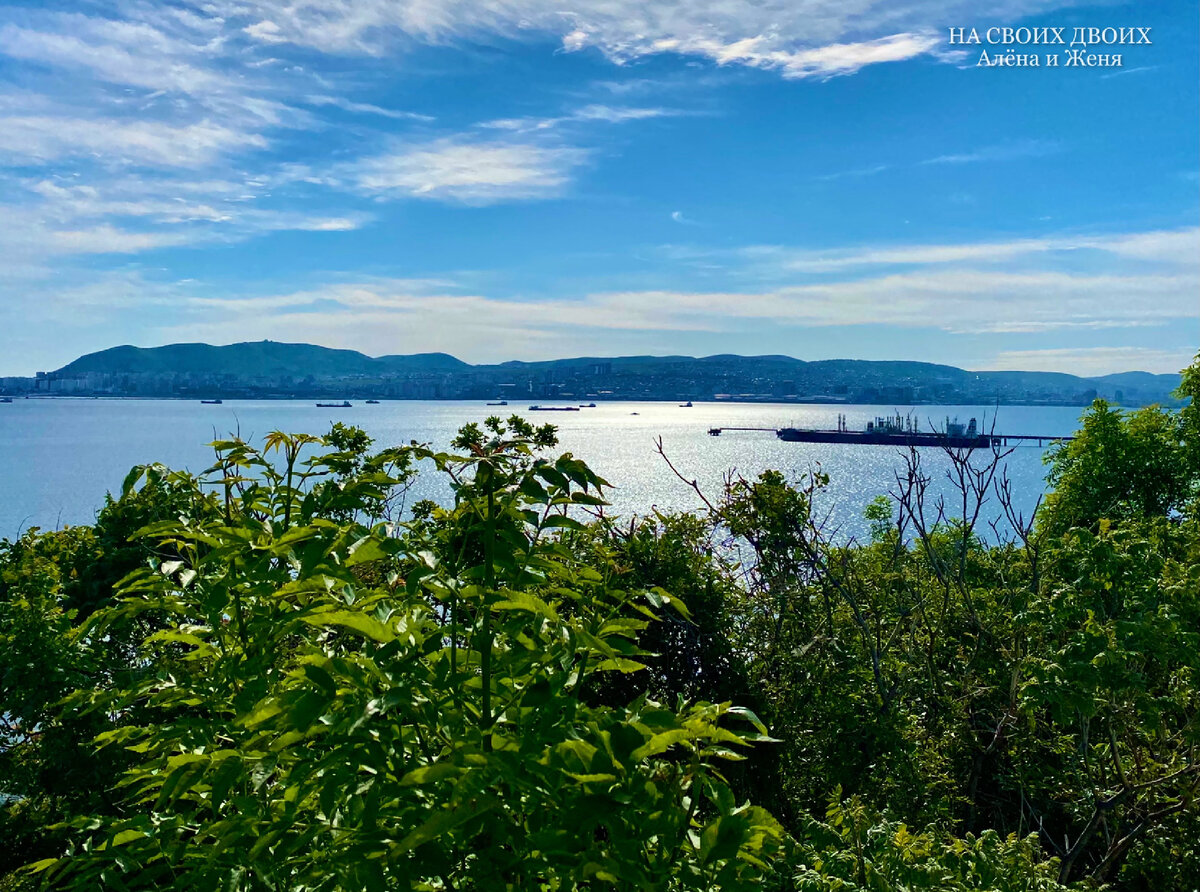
left=42, top=341, right=1186, bottom=406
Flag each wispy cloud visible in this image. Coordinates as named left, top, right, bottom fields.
left=922, top=139, right=1061, bottom=166
left=0, top=172, right=371, bottom=267
left=1099, top=65, right=1158, bottom=80
left=226, top=0, right=1044, bottom=79
left=0, top=114, right=268, bottom=168
left=742, top=228, right=1200, bottom=274
left=0, top=14, right=227, bottom=99
left=0, top=2, right=696, bottom=266
left=816, top=163, right=892, bottom=181
left=659, top=31, right=943, bottom=80
left=986, top=347, right=1196, bottom=376
left=348, top=138, right=589, bottom=203
left=303, top=95, right=435, bottom=121
left=100, top=226, right=1199, bottom=363
left=482, top=104, right=676, bottom=134
left=816, top=140, right=1061, bottom=181
left=48, top=225, right=193, bottom=254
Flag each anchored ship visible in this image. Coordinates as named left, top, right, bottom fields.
left=777, top=413, right=993, bottom=447
left=709, top=412, right=1072, bottom=448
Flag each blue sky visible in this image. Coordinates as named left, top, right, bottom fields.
left=0, top=0, right=1196, bottom=377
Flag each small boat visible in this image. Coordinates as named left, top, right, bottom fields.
left=680, top=401, right=693, bottom=407
left=200, top=398, right=223, bottom=405
left=0, top=397, right=13, bottom=404
left=365, top=399, right=380, bottom=404
left=316, top=401, right=352, bottom=408
left=630, top=412, right=639, bottom=415
left=528, top=405, right=579, bottom=412
left=486, top=400, right=508, bottom=406
left=579, top=402, right=596, bottom=408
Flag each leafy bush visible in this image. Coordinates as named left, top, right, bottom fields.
left=28, top=418, right=785, bottom=890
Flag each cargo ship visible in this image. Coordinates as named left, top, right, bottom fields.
left=708, top=413, right=1017, bottom=448
left=776, top=413, right=994, bottom=448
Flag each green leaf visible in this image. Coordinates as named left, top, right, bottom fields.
left=300, top=609, right=394, bottom=642
left=345, top=535, right=393, bottom=567
left=543, top=515, right=585, bottom=531
left=632, top=729, right=693, bottom=761
left=595, top=658, right=647, bottom=673
left=399, top=763, right=466, bottom=786
left=492, top=589, right=559, bottom=620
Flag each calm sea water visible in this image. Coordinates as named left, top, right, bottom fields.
left=0, top=399, right=1089, bottom=543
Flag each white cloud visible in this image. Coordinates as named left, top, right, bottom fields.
left=656, top=31, right=943, bottom=79
left=0, top=175, right=371, bottom=264
left=0, top=15, right=227, bottom=98
left=483, top=104, right=675, bottom=134
left=49, top=225, right=192, bottom=254
left=0, top=115, right=267, bottom=168
left=816, top=163, right=892, bottom=181
left=349, top=138, right=588, bottom=203
left=28, top=179, right=237, bottom=223
left=304, top=95, right=435, bottom=121
left=226, top=0, right=1065, bottom=79
left=9, top=220, right=1191, bottom=369
left=572, top=104, right=674, bottom=123
left=923, top=139, right=1061, bottom=165
left=293, top=217, right=362, bottom=231
left=130, top=226, right=1199, bottom=358
left=815, top=140, right=1062, bottom=181
left=752, top=227, right=1200, bottom=274
left=1098, top=228, right=1200, bottom=265
left=578, top=269, right=1197, bottom=334
left=986, top=347, right=1197, bottom=376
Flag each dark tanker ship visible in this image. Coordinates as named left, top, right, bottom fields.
left=709, top=413, right=1072, bottom=448
left=776, top=412, right=994, bottom=447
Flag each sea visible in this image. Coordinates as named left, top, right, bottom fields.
left=0, top=398, right=1091, bottom=544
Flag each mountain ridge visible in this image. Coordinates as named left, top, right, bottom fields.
left=13, top=340, right=1187, bottom=407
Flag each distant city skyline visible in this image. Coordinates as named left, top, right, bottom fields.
left=1, top=1, right=1197, bottom=377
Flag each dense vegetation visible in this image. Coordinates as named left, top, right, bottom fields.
left=2, top=357, right=1197, bottom=890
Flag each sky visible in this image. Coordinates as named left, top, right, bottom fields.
left=0, top=0, right=1196, bottom=377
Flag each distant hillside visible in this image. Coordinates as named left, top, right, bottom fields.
left=23, top=340, right=1186, bottom=406
left=58, top=341, right=381, bottom=378
left=1091, top=370, right=1185, bottom=390
left=58, top=341, right=467, bottom=379
left=377, top=353, right=471, bottom=373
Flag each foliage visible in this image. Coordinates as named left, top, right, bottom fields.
left=1041, top=399, right=1189, bottom=537
left=0, top=464, right=211, bottom=882
left=792, top=794, right=1071, bottom=892
left=22, top=419, right=784, bottom=890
